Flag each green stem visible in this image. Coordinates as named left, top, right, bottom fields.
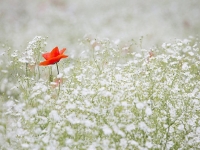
left=49, top=67, right=53, bottom=82
left=56, top=63, right=60, bottom=97
left=56, top=63, right=59, bottom=74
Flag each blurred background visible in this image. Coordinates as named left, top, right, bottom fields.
left=0, top=0, right=200, bottom=54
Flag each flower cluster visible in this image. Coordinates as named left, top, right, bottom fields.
left=0, top=36, right=200, bottom=149
left=19, top=36, right=47, bottom=65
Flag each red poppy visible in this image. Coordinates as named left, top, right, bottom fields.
left=39, top=47, right=68, bottom=66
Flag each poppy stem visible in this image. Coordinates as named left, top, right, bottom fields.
left=56, top=63, right=59, bottom=74
left=56, top=63, right=60, bottom=98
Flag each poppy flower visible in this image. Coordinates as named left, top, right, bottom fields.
left=39, top=47, right=68, bottom=66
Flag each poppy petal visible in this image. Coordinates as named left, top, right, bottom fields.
left=50, top=54, right=68, bottom=64
left=42, top=53, right=50, bottom=60
left=39, top=60, right=52, bottom=66
left=59, top=48, right=66, bottom=55
left=50, top=47, right=60, bottom=58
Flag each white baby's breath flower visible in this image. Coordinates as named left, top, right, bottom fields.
left=135, top=53, right=142, bottom=58
left=1, top=70, right=8, bottom=73
left=11, top=52, right=18, bottom=58
left=65, top=139, right=73, bottom=145
left=42, top=136, right=49, bottom=144
left=102, top=125, right=112, bottom=135
left=196, top=127, right=200, bottom=134
left=188, top=51, right=194, bottom=56
left=115, top=74, right=122, bottom=81
left=145, top=141, right=153, bottom=148
left=65, top=126, right=74, bottom=136
left=138, top=122, right=149, bottom=132
left=120, top=138, right=127, bottom=148
left=21, top=143, right=29, bottom=148
left=136, top=102, right=145, bottom=109
left=19, top=36, right=47, bottom=64
left=182, top=62, right=189, bottom=70
left=66, top=103, right=76, bottom=109
left=49, top=110, right=61, bottom=122
left=145, top=107, right=152, bottom=116
left=57, top=73, right=63, bottom=78
left=126, top=123, right=135, bottom=132
left=94, top=45, right=100, bottom=51
left=177, top=124, right=184, bottom=131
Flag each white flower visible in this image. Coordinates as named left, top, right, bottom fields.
left=49, top=110, right=61, bottom=122
left=65, top=126, right=74, bottom=136
left=57, top=73, right=63, bottom=78
left=115, top=74, right=122, bottom=81
left=177, top=124, right=184, bottom=131
left=102, top=125, right=112, bottom=135
left=126, top=123, right=135, bottom=132
left=196, top=127, right=200, bottom=134
left=145, top=141, right=153, bottom=148
left=136, top=102, right=145, bottom=109
left=145, top=107, right=152, bottom=116
left=182, top=62, right=189, bottom=70
left=120, top=138, right=127, bottom=148
left=138, top=122, right=149, bottom=132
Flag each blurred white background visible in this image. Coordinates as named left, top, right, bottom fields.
left=0, top=0, right=200, bottom=53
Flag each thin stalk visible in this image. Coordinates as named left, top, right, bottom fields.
left=56, top=63, right=60, bottom=97
left=56, top=63, right=59, bottom=74
left=48, top=67, right=53, bottom=82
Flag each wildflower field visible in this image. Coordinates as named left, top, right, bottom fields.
left=0, top=0, right=200, bottom=150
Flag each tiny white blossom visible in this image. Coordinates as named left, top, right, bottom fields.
left=90, top=40, right=96, bottom=45
left=115, top=74, right=122, bottom=81
left=11, top=53, right=18, bottom=58
left=65, top=139, right=73, bottom=145
left=64, top=66, right=74, bottom=75
left=94, top=45, right=100, bottom=51
left=196, top=127, right=200, bottom=134
left=120, top=138, right=127, bottom=148
left=21, top=143, right=29, bottom=148
left=42, top=136, right=49, bottom=144
left=102, top=125, right=112, bottom=135
left=188, top=51, right=194, bottom=56
left=129, top=140, right=138, bottom=146
left=138, top=122, right=149, bottom=132
left=145, top=141, right=153, bottom=148
left=88, top=143, right=97, bottom=150
left=65, top=126, right=74, bottom=136
left=177, top=124, right=184, bottom=131
left=177, top=42, right=183, bottom=46
left=84, top=119, right=95, bottom=127
left=182, top=62, right=189, bottom=70
left=126, top=123, right=135, bottom=132
left=135, top=53, right=142, bottom=58
left=57, top=73, right=63, bottom=78
left=145, top=107, right=152, bottom=116
left=49, top=110, right=61, bottom=122
left=66, top=103, right=76, bottom=109
left=121, top=101, right=128, bottom=107
left=1, top=70, right=8, bottom=73
left=136, top=102, right=144, bottom=109
left=166, top=141, right=174, bottom=149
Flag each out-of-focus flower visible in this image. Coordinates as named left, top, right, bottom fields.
left=147, top=51, right=154, bottom=62
left=39, top=47, right=68, bottom=66
left=51, top=78, right=63, bottom=88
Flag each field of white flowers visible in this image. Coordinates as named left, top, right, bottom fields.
left=0, top=0, right=200, bottom=149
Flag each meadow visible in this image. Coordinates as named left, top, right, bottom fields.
left=0, top=35, right=199, bottom=149
left=0, top=0, right=200, bottom=149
